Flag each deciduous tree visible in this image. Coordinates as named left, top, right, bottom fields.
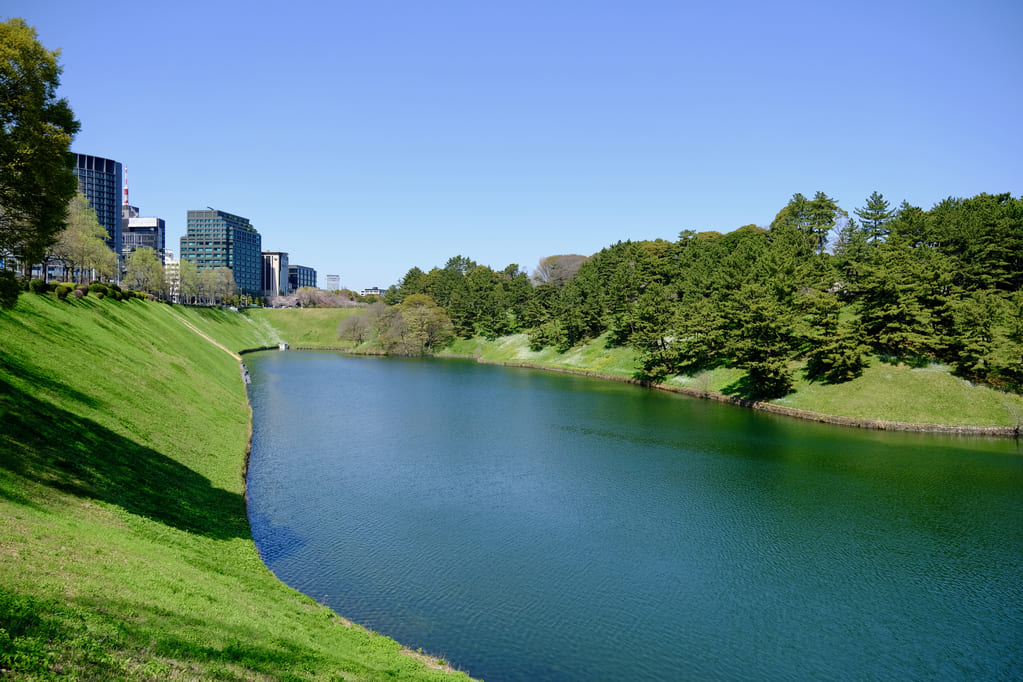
left=123, top=247, right=164, bottom=297
left=48, top=193, right=110, bottom=283
left=0, top=18, right=80, bottom=271
left=532, top=254, right=587, bottom=286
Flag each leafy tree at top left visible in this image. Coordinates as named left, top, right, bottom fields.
left=0, top=18, right=80, bottom=279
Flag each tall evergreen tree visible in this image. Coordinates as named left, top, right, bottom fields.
left=853, top=191, right=893, bottom=242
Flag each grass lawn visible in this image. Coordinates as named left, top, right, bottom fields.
left=0, top=293, right=473, bottom=681
left=245, top=308, right=360, bottom=348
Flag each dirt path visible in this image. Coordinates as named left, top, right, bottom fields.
left=173, top=312, right=243, bottom=361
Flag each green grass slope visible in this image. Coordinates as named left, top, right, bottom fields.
left=245, top=308, right=359, bottom=348
left=0, top=293, right=473, bottom=681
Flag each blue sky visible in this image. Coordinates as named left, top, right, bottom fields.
left=7, top=0, right=1022, bottom=290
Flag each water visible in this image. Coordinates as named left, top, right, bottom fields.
left=245, top=351, right=1023, bottom=681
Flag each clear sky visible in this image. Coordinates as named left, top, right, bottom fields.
left=6, top=0, right=1022, bottom=290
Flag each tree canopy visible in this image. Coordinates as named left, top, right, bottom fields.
left=0, top=18, right=80, bottom=271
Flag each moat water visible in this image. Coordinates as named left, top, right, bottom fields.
left=245, top=351, right=1023, bottom=681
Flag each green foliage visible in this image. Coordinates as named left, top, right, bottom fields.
left=801, top=293, right=869, bottom=384
left=27, top=278, right=45, bottom=293
left=0, top=19, right=81, bottom=268
left=854, top=191, right=893, bottom=242
left=0, top=269, right=20, bottom=308
left=123, top=247, right=165, bottom=297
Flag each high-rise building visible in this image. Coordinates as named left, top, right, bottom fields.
left=179, top=208, right=262, bottom=295
left=288, top=264, right=317, bottom=292
left=72, top=153, right=122, bottom=254
left=325, top=274, right=340, bottom=291
left=262, top=251, right=289, bottom=298
left=123, top=216, right=167, bottom=262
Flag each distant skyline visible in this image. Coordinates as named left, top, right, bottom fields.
left=6, top=0, right=1021, bottom=290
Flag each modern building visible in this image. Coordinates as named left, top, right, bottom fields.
left=361, top=286, right=385, bottom=297
left=179, top=208, right=262, bottom=295
left=325, top=274, right=340, bottom=291
left=164, top=251, right=180, bottom=303
left=123, top=216, right=167, bottom=263
left=288, top=264, right=317, bottom=292
left=121, top=202, right=167, bottom=263
left=262, top=251, right=289, bottom=298
left=72, top=153, right=122, bottom=254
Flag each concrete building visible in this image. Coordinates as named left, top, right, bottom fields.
left=179, top=208, right=262, bottom=295
left=262, top=251, right=289, bottom=298
left=164, top=251, right=180, bottom=303
left=288, top=264, right=317, bottom=292
left=325, top=274, right=340, bottom=291
left=73, top=153, right=122, bottom=254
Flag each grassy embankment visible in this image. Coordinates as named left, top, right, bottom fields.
left=245, top=308, right=360, bottom=349
left=0, top=294, right=474, bottom=681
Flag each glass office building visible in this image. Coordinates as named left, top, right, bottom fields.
left=72, top=153, right=122, bottom=254
left=180, top=209, right=263, bottom=295
left=288, top=264, right=317, bottom=292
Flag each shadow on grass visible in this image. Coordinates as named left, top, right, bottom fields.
left=0, top=353, right=102, bottom=410
left=0, top=375, right=248, bottom=541
left=0, top=587, right=334, bottom=681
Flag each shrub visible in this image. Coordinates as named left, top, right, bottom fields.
left=74, top=285, right=89, bottom=297
left=28, top=279, right=46, bottom=294
left=55, top=285, right=72, bottom=300
left=71, top=288, right=84, bottom=300
left=88, top=282, right=108, bottom=295
left=0, top=270, right=20, bottom=309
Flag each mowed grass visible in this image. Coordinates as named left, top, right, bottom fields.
left=245, top=308, right=361, bottom=348
left=441, top=333, right=641, bottom=378
left=0, top=293, right=473, bottom=681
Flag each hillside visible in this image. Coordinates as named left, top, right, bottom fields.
left=0, top=293, right=473, bottom=680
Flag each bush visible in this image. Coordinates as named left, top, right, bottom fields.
left=28, top=279, right=46, bottom=294
left=0, top=270, right=20, bottom=309
left=88, top=282, right=108, bottom=295
left=74, top=285, right=88, bottom=297
left=55, top=285, right=72, bottom=300
left=71, top=288, right=84, bottom=300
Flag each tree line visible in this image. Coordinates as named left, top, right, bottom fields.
left=378, top=191, right=1023, bottom=398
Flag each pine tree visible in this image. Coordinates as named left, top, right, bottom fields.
left=853, top=191, right=893, bottom=242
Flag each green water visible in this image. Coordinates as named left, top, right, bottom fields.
left=246, top=352, right=1023, bottom=681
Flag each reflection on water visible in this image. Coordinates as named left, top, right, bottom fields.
left=246, top=352, right=1023, bottom=682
